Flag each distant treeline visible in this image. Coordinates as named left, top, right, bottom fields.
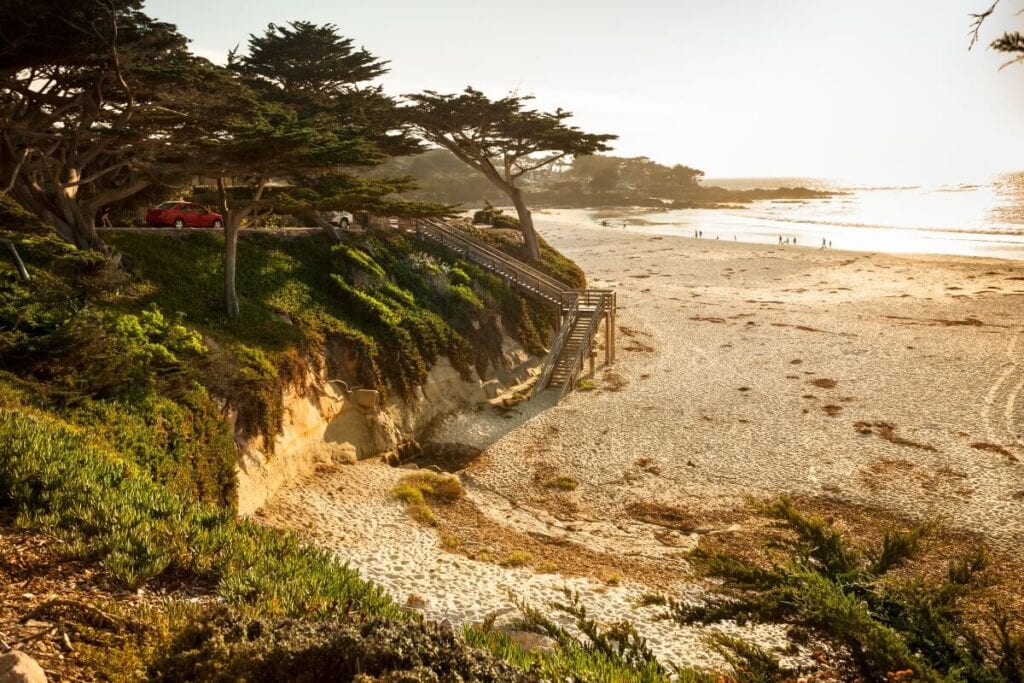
left=370, top=150, right=836, bottom=209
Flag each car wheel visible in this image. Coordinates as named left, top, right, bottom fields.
left=213, top=219, right=223, bottom=228
left=340, top=218, right=350, bottom=229
left=173, top=218, right=185, bottom=228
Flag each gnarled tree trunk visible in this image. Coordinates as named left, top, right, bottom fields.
left=508, top=186, right=540, bottom=262
left=218, top=176, right=266, bottom=319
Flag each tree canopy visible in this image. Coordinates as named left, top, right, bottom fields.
left=0, top=0, right=205, bottom=248
left=404, top=87, right=616, bottom=260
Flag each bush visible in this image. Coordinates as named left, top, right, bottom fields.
left=0, top=194, right=45, bottom=233
left=147, top=607, right=531, bottom=682
left=668, top=497, right=1024, bottom=681
left=0, top=397, right=399, bottom=618
left=472, top=200, right=519, bottom=229
left=391, top=471, right=464, bottom=504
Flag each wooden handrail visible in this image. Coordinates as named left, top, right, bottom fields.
left=532, top=296, right=581, bottom=397
left=411, top=218, right=616, bottom=403
left=557, top=291, right=609, bottom=399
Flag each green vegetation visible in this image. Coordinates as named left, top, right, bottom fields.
left=670, top=498, right=1024, bottom=681
left=0, top=393, right=399, bottom=616
left=473, top=200, right=521, bottom=228
left=390, top=471, right=464, bottom=527
left=146, top=607, right=532, bottom=682
left=102, top=228, right=550, bottom=439
left=466, top=590, right=715, bottom=683
left=499, top=550, right=532, bottom=568
left=405, top=87, right=617, bottom=261
left=468, top=224, right=588, bottom=290
left=544, top=474, right=580, bottom=491
left=374, top=148, right=837, bottom=210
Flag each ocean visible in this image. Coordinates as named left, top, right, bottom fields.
left=628, top=172, right=1024, bottom=260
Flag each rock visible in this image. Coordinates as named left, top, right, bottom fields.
left=500, top=629, right=559, bottom=654
left=0, top=651, right=47, bottom=683
left=351, top=388, right=379, bottom=410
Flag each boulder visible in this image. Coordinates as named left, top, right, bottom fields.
left=351, top=388, right=379, bottom=410
left=0, top=651, right=47, bottom=683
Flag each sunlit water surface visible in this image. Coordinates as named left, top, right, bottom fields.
left=625, top=173, right=1024, bottom=260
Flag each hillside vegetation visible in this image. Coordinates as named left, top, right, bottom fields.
left=0, top=198, right=594, bottom=678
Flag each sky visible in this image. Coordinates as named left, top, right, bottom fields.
left=146, top=0, right=1024, bottom=183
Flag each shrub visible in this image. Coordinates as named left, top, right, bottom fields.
left=0, top=398, right=399, bottom=619
left=147, top=607, right=531, bottom=682
left=667, top=497, right=1024, bottom=681
left=472, top=200, right=520, bottom=229
left=391, top=471, right=464, bottom=503
left=500, top=551, right=531, bottom=568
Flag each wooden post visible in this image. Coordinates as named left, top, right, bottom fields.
left=605, top=312, right=611, bottom=365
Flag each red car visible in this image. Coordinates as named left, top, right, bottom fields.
left=146, top=201, right=223, bottom=228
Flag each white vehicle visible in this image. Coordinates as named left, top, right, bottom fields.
left=319, top=210, right=354, bottom=229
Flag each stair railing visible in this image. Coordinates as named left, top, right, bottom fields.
left=415, top=218, right=567, bottom=306
left=411, top=218, right=615, bottom=403
left=557, top=291, right=609, bottom=399
left=532, top=295, right=582, bottom=398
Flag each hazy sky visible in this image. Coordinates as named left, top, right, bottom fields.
left=147, top=0, right=1024, bottom=182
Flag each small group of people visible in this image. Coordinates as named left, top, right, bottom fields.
left=776, top=235, right=832, bottom=249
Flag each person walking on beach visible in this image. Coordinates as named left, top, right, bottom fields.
left=822, top=237, right=826, bottom=249
left=778, top=235, right=783, bottom=244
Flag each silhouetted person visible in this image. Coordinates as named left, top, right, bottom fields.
left=822, top=238, right=826, bottom=249
left=98, top=206, right=111, bottom=228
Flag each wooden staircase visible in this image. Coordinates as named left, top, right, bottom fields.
left=412, top=218, right=616, bottom=402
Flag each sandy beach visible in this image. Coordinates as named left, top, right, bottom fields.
left=259, top=209, right=1024, bottom=666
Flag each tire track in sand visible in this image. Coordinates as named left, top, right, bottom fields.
left=984, top=332, right=1024, bottom=448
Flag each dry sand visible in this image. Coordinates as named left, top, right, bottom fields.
left=259, top=209, right=1024, bottom=667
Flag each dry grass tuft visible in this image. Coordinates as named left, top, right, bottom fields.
left=822, top=404, right=843, bottom=417
left=499, top=551, right=531, bottom=568
left=810, top=378, right=838, bottom=389
left=545, top=475, right=579, bottom=491
left=391, top=471, right=464, bottom=525
left=392, top=471, right=464, bottom=503
left=407, top=503, right=436, bottom=526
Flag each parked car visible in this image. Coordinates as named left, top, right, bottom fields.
left=146, top=201, right=223, bottom=228
left=319, top=210, right=354, bottom=229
